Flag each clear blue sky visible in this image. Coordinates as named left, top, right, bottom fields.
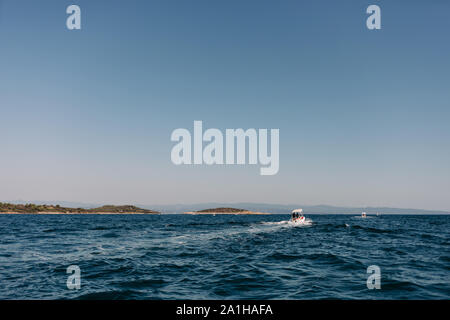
left=1, top=0, right=449, bottom=210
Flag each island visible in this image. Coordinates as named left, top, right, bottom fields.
left=0, top=203, right=160, bottom=214
left=184, top=207, right=270, bottom=215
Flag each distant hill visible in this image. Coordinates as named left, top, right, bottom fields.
left=0, top=203, right=159, bottom=214
left=145, top=202, right=450, bottom=215
left=185, top=207, right=270, bottom=215
left=2, top=201, right=449, bottom=215
left=89, top=205, right=159, bottom=214
left=196, top=207, right=247, bottom=213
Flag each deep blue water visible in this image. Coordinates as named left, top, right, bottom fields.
left=0, top=214, right=448, bottom=299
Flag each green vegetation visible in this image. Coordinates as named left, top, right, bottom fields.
left=89, top=205, right=158, bottom=214
left=0, top=202, right=159, bottom=214
left=196, top=207, right=247, bottom=213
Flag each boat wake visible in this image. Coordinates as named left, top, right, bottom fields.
left=288, top=218, right=313, bottom=227
left=155, top=217, right=314, bottom=248
left=262, top=219, right=313, bottom=227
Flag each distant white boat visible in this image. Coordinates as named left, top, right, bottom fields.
left=361, top=212, right=367, bottom=218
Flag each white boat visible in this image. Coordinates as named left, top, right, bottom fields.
left=361, top=212, right=367, bottom=218
left=291, top=208, right=312, bottom=225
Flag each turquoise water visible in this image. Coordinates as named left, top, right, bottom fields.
left=0, top=214, right=448, bottom=299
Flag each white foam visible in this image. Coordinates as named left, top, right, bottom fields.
left=288, top=218, right=313, bottom=227
left=261, top=220, right=290, bottom=226
left=261, top=219, right=312, bottom=227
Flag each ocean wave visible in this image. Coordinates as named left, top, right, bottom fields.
left=0, top=214, right=448, bottom=299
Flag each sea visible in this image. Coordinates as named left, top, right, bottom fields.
left=0, top=214, right=448, bottom=299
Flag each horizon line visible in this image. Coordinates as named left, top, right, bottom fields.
left=2, top=199, right=449, bottom=214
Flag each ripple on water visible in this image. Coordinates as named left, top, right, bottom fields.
left=0, top=214, right=448, bottom=299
